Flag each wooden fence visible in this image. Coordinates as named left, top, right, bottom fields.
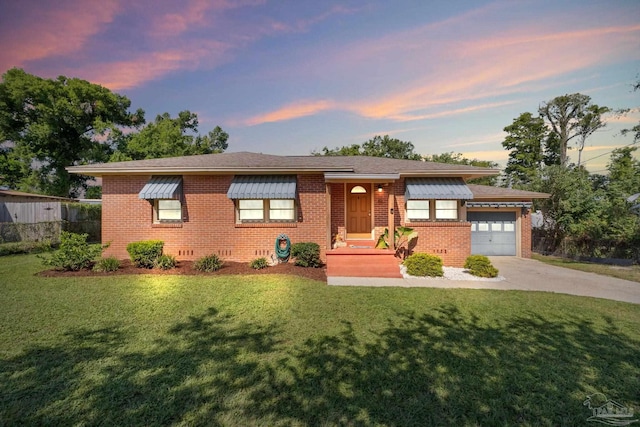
left=0, top=200, right=101, bottom=243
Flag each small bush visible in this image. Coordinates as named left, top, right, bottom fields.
left=291, top=242, right=322, bottom=268
left=464, top=255, right=499, bottom=278
left=194, top=254, right=223, bottom=272
left=155, top=254, right=177, bottom=270
left=93, top=256, right=120, bottom=272
left=39, top=231, right=105, bottom=271
left=127, top=240, right=164, bottom=269
left=250, top=257, right=269, bottom=270
left=0, top=240, right=53, bottom=256
left=403, top=253, right=444, bottom=277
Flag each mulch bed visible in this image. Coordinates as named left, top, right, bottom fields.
left=38, top=259, right=327, bottom=282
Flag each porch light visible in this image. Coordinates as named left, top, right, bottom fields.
left=377, top=184, right=383, bottom=192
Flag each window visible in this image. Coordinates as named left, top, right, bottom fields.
left=238, top=200, right=264, bottom=221
left=269, top=199, right=295, bottom=220
left=155, top=199, right=182, bottom=222
left=435, top=200, right=458, bottom=219
left=237, top=199, right=296, bottom=223
left=407, top=200, right=430, bottom=221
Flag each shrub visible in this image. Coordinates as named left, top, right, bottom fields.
left=155, top=254, right=177, bottom=270
left=290, top=242, right=322, bottom=268
left=93, top=256, right=120, bottom=272
left=127, top=240, right=164, bottom=268
left=194, top=254, right=223, bottom=272
left=250, top=257, right=269, bottom=270
left=464, top=255, right=499, bottom=278
left=403, top=253, right=443, bottom=277
left=39, top=231, right=105, bottom=271
left=0, top=240, right=53, bottom=256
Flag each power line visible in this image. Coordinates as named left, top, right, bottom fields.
left=580, top=140, right=638, bottom=165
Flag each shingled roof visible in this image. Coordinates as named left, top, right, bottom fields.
left=67, top=151, right=499, bottom=179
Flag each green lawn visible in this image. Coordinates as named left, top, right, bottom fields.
left=533, top=253, right=640, bottom=283
left=1, top=255, right=639, bottom=426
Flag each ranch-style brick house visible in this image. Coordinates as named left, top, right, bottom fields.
left=68, top=152, right=548, bottom=276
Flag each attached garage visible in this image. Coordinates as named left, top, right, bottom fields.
left=468, top=211, right=517, bottom=256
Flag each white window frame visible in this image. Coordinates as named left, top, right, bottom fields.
left=406, top=200, right=430, bottom=221
left=435, top=200, right=458, bottom=220
left=154, top=199, right=182, bottom=222
left=237, top=199, right=296, bottom=223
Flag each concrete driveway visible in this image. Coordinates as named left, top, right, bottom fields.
left=328, top=257, right=640, bottom=305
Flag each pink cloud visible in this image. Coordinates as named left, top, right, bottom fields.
left=244, top=100, right=336, bottom=126
left=150, top=0, right=266, bottom=38
left=84, top=41, right=229, bottom=90
left=267, top=5, right=362, bottom=34
left=337, top=22, right=640, bottom=122
left=0, top=0, right=121, bottom=73
left=241, top=16, right=638, bottom=126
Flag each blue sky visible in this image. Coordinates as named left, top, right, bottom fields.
left=1, top=0, right=639, bottom=172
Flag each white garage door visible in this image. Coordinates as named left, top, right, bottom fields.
left=468, top=212, right=516, bottom=256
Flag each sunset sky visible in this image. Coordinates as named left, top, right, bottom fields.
left=1, top=0, right=639, bottom=172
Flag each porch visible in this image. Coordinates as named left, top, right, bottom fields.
left=325, top=239, right=402, bottom=278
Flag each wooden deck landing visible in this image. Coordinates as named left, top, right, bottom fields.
left=326, top=240, right=402, bottom=278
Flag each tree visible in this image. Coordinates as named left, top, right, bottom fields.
left=599, top=147, right=640, bottom=257
left=538, top=93, right=608, bottom=166
left=0, top=68, right=144, bottom=196
left=314, top=135, right=422, bottom=160
left=620, top=78, right=640, bottom=143
left=501, top=112, right=547, bottom=187
left=422, top=152, right=499, bottom=185
left=608, top=146, right=640, bottom=193
left=84, top=186, right=102, bottom=199
left=533, top=149, right=640, bottom=259
left=534, top=165, right=606, bottom=253
left=112, top=111, right=228, bottom=161
left=191, top=125, right=229, bottom=155
left=576, top=104, right=610, bottom=166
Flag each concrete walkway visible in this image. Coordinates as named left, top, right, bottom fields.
left=327, top=256, right=640, bottom=305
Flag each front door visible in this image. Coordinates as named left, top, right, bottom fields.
left=347, top=184, right=371, bottom=234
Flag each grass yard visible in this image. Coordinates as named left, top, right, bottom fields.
left=533, top=253, right=640, bottom=283
left=1, top=255, right=639, bottom=426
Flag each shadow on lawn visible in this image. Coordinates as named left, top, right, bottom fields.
left=1, top=305, right=638, bottom=426
left=245, top=306, right=639, bottom=426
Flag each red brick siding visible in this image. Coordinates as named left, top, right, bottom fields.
left=521, top=208, right=532, bottom=258
left=329, top=183, right=345, bottom=240
left=393, top=178, right=471, bottom=267
left=102, top=174, right=327, bottom=262
left=404, top=222, right=471, bottom=267
left=373, top=187, right=387, bottom=227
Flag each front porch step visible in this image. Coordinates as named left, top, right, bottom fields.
left=326, top=249, right=402, bottom=278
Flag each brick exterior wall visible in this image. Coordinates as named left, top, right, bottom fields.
left=102, top=174, right=534, bottom=267
left=102, top=174, right=327, bottom=262
left=392, top=178, right=471, bottom=267
left=521, top=208, right=532, bottom=258
left=404, top=222, right=471, bottom=267
left=329, top=183, right=345, bottom=241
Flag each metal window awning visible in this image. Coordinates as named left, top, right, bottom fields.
left=405, top=178, right=473, bottom=200
left=466, top=201, right=532, bottom=208
left=227, top=175, right=297, bottom=199
left=138, top=176, right=182, bottom=200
